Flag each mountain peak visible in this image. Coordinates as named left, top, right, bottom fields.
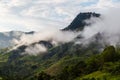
left=63, top=12, right=100, bottom=31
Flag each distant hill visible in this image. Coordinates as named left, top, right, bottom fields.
left=0, top=31, right=34, bottom=48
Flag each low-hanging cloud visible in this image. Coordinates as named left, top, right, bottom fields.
left=81, top=8, right=120, bottom=46
left=23, top=44, right=47, bottom=56
left=13, top=28, right=78, bottom=45
left=11, top=28, right=79, bottom=55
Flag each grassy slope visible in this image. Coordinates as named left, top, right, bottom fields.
left=45, top=57, right=83, bottom=76
left=75, top=71, right=120, bottom=80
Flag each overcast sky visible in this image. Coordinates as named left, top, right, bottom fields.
left=0, top=0, right=120, bottom=32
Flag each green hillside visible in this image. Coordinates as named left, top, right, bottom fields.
left=76, top=71, right=120, bottom=80
left=0, top=42, right=120, bottom=80
left=0, top=12, right=119, bottom=80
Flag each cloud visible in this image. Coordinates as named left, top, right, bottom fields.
left=11, top=28, right=79, bottom=55
left=96, top=0, right=114, bottom=8
left=81, top=7, right=120, bottom=46
left=13, top=28, right=78, bottom=46
left=24, top=44, right=47, bottom=56
left=0, top=0, right=120, bottom=32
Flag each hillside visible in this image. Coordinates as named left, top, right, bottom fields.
left=0, top=12, right=119, bottom=80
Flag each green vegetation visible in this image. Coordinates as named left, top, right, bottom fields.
left=37, top=46, right=120, bottom=80
left=0, top=44, right=120, bottom=80
left=76, top=71, right=120, bottom=80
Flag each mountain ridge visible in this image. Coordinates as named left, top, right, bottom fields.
left=63, top=12, right=100, bottom=31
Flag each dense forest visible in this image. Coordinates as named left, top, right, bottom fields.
left=0, top=45, right=120, bottom=80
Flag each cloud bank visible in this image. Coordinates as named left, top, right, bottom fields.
left=0, top=0, right=120, bottom=32
left=81, top=7, right=120, bottom=46
left=11, top=28, right=79, bottom=55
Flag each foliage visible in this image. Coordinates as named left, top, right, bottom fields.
left=101, top=46, right=119, bottom=62
left=0, top=44, right=120, bottom=80
left=37, top=71, right=51, bottom=80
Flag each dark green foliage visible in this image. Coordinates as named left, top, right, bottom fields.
left=37, top=72, right=51, bottom=80
left=1, top=43, right=120, bottom=80
left=102, top=62, right=120, bottom=74
left=55, top=61, right=86, bottom=80
left=47, top=46, right=120, bottom=80
left=86, top=55, right=103, bottom=73
left=101, top=46, right=119, bottom=62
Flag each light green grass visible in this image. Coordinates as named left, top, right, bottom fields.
left=0, top=77, right=3, bottom=80
left=75, top=71, right=120, bottom=80
left=0, top=53, right=9, bottom=62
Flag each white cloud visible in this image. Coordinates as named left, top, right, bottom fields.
left=0, top=0, right=119, bottom=32
left=97, top=0, right=113, bottom=8
left=81, top=7, right=120, bottom=46
left=24, top=44, right=47, bottom=56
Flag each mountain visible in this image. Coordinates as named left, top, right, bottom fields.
left=63, top=12, right=100, bottom=31
left=0, top=31, right=23, bottom=48
left=0, top=12, right=100, bottom=48
left=0, top=12, right=119, bottom=80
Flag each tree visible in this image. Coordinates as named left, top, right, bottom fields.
left=37, top=71, right=51, bottom=80
left=101, top=46, right=118, bottom=62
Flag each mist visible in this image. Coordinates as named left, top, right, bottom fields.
left=11, top=28, right=79, bottom=55
left=14, top=29, right=78, bottom=45
left=23, top=44, right=47, bottom=56
left=80, top=8, right=120, bottom=46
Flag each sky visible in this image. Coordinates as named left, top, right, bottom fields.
left=0, top=0, right=120, bottom=32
